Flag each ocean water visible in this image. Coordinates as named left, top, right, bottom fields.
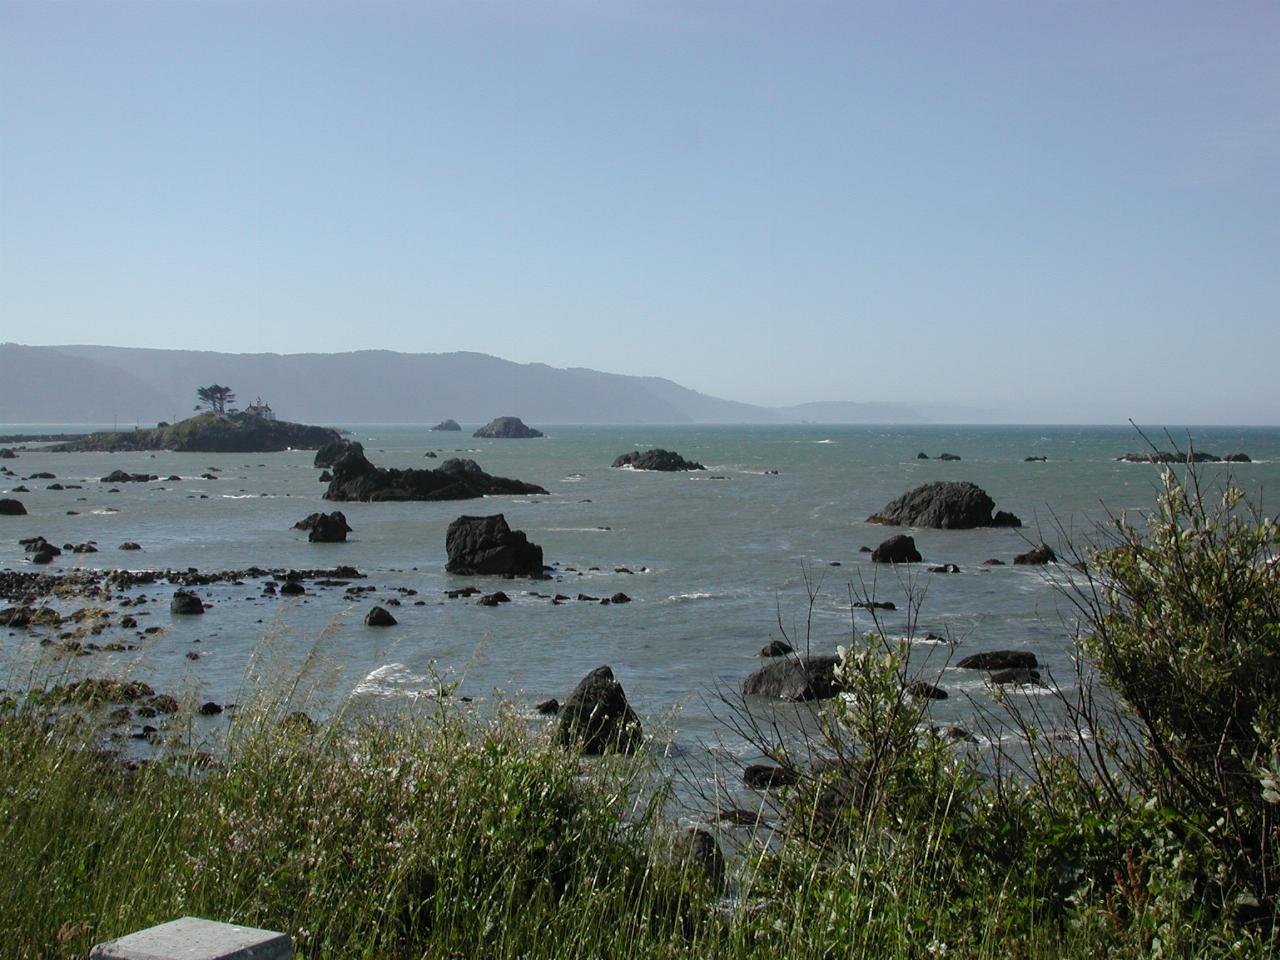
left=2, top=423, right=1277, bottom=781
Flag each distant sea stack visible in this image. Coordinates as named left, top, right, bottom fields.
left=50, top=412, right=341, bottom=454
left=431, top=419, right=461, bottom=432
left=611, top=449, right=706, bottom=472
left=473, top=417, right=543, bottom=439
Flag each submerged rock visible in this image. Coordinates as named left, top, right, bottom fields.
left=868, top=481, right=1021, bottom=529
left=557, top=665, right=643, bottom=755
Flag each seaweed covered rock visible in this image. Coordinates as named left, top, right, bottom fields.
left=557, top=665, right=643, bottom=755
left=611, top=449, right=706, bottom=471
left=324, top=450, right=547, bottom=502
left=445, top=513, right=544, bottom=577
left=868, top=481, right=1021, bottom=529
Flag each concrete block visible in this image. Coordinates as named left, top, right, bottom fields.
left=90, top=916, right=292, bottom=960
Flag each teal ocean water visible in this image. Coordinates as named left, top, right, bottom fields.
left=3, top=423, right=1278, bottom=774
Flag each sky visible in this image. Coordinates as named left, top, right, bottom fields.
left=2, top=1, right=1277, bottom=423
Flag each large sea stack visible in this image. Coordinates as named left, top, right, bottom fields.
left=868, top=481, right=1022, bottom=529
left=323, top=451, right=547, bottom=502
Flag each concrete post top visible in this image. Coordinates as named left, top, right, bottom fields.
left=90, top=916, right=292, bottom=960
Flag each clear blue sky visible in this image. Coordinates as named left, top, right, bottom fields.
left=2, top=1, right=1277, bottom=423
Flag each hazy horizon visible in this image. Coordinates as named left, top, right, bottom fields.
left=3, top=2, right=1277, bottom=424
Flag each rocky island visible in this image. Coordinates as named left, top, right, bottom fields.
left=323, top=450, right=548, bottom=502
left=50, top=412, right=341, bottom=454
left=473, top=416, right=543, bottom=439
left=431, top=419, right=462, bottom=432
left=611, top=449, right=706, bottom=471
left=868, top=481, right=1022, bottom=529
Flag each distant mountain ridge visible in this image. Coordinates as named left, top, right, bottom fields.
left=0, top=343, right=924, bottom=425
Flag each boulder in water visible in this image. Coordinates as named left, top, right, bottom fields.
left=446, top=513, right=544, bottom=577
left=611, top=449, right=706, bottom=471
left=557, top=665, right=643, bottom=754
left=742, top=655, right=841, bottom=701
left=868, top=481, right=1020, bottom=529
left=871, top=534, right=921, bottom=564
left=473, top=417, right=543, bottom=439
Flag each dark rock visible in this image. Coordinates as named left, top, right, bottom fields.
left=198, top=701, right=223, bottom=715
left=1013, top=543, right=1056, bottom=565
left=279, top=581, right=306, bottom=596
left=314, top=438, right=363, bottom=469
left=477, top=591, right=511, bottom=606
left=46, top=483, right=64, bottom=490
left=609, top=592, right=632, bottom=604
left=323, top=449, right=547, bottom=502
left=473, top=417, right=543, bottom=439
left=1224, top=453, right=1252, bottom=463
left=0, top=448, right=15, bottom=458
left=186, top=651, right=200, bottom=660
left=364, top=605, right=398, bottom=626
left=170, top=591, right=204, bottom=615
left=760, top=639, right=793, bottom=657
left=71, top=543, right=98, bottom=553
left=1024, top=455, right=1048, bottom=462
left=0, top=498, right=27, bottom=515
left=907, top=680, right=948, bottom=700
left=535, top=698, right=559, bottom=715
left=0, top=606, right=33, bottom=627
left=446, top=514, right=544, bottom=577
left=100, top=470, right=158, bottom=483
left=956, top=650, right=1038, bottom=671
left=742, top=655, right=841, bottom=701
left=743, top=764, right=798, bottom=789
left=982, top=558, right=1005, bottom=566
left=672, top=828, right=726, bottom=889
left=31, top=545, right=58, bottom=564
left=991, top=668, right=1042, bottom=686
left=431, top=419, right=462, bottom=432
left=853, top=599, right=897, bottom=610
left=295, top=511, right=352, bottom=543
left=991, top=511, right=1023, bottom=528
left=318, top=470, right=332, bottom=482
left=937, top=453, right=961, bottom=461
left=29, top=472, right=56, bottom=480
left=446, top=586, right=481, bottom=599
left=11, top=485, right=29, bottom=492
left=928, top=563, right=960, bottom=574
left=857, top=545, right=871, bottom=553
left=871, top=534, right=921, bottom=564
left=868, top=481, right=1020, bottom=529
left=557, top=665, right=643, bottom=754
left=611, top=449, right=706, bottom=471
left=438, top=457, right=483, bottom=475
left=119, top=542, right=142, bottom=551
left=916, top=452, right=929, bottom=459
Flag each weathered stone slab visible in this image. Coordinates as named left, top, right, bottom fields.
left=90, top=916, right=292, bottom=960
